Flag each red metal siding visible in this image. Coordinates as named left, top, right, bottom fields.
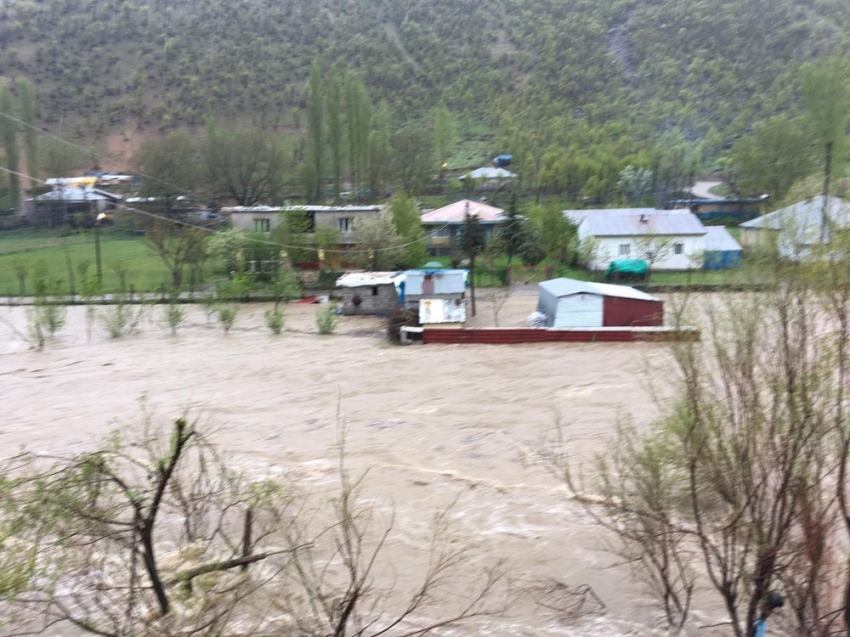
left=422, top=327, right=697, bottom=345
left=602, top=298, right=664, bottom=327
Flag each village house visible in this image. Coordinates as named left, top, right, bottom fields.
left=739, top=196, right=850, bottom=259
left=564, top=208, right=707, bottom=271
left=457, top=166, right=518, bottom=191
left=224, top=205, right=382, bottom=242
left=420, top=199, right=505, bottom=256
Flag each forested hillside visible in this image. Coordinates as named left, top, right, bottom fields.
left=1, top=0, right=848, bottom=141
left=1, top=0, right=850, bottom=214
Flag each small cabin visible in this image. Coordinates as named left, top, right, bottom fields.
left=335, top=272, right=402, bottom=316
left=402, top=269, right=468, bottom=327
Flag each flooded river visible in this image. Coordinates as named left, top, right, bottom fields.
left=0, top=297, right=728, bottom=635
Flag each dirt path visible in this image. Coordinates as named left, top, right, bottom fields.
left=690, top=181, right=724, bottom=199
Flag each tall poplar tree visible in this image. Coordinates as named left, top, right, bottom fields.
left=326, top=68, right=344, bottom=202
left=368, top=101, right=392, bottom=198
left=0, top=83, right=20, bottom=209
left=17, top=77, right=37, bottom=191
left=305, top=59, right=325, bottom=203
left=433, top=99, right=457, bottom=168
left=346, top=73, right=371, bottom=200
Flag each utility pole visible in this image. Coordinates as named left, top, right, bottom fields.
left=464, top=201, right=477, bottom=317
left=95, top=212, right=105, bottom=285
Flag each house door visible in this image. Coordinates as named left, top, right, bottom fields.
left=422, top=275, right=434, bottom=294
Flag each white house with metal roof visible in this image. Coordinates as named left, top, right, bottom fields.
left=457, top=166, right=518, bottom=191
left=739, top=196, right=850, bottom=259
left=564, top=208, right=707, bottom=270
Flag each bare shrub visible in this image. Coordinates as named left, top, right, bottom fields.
left=0, top=405, right=510, bottom=636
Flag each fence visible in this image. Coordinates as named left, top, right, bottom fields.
left=422, top=327, right=700, bottom=345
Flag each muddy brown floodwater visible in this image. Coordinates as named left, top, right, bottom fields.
left=0, top=292, right=729, bottom=636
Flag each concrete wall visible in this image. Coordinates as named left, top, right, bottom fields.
left=231, top=211, right=282, bottom=232
left=339, top=284, right=399, bottom=315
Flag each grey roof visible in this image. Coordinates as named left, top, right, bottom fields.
left=459, top=166, right=517, bottom=180
left=739, top=196, right=850, bottom=231
left=565, top=207, right=660, bottom=224
left=539, top=278, right=660, bottom=302
left=571, top=209, right=706, bottom=237
left=704, top=226, right=742, bottom=252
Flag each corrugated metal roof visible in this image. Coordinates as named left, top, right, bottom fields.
left=336, top=271, right=403, bottom=288
left=704, top=226, right=742, bottom=252
left=739, top=196, right=850, bottom=231
left=539, top=278, right=660, bottom=302
left=564, top=207, right=660, bottom=224
left=576, top=210, right=706, bottom=236
left=33, top=187, right=119, bottom=203
left=459, top=167, right=517, bottom=180
left=420, top=200, right=505, bottom=224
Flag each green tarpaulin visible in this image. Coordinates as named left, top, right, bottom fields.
left=605, top=259, right=649, bottom=277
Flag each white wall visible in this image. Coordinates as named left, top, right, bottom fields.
left=581, top=228, right=705, bottom=270
left=554, top=293, right=603, bottom=328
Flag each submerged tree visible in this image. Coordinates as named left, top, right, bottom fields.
left=0, top=405, right=509, bottom=636
left=547, top=244, right=850, bottom=636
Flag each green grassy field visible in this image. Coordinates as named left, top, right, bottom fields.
left=0, top=230, right=214, bottom=296
left=0, top=227, right=758, bottom=297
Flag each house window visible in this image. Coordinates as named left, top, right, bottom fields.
left=371, top=286, right=379, bottom=296
left=618, top=243, right=631, bottom=256
left=337, top=217, right=353, bottom=232
left=674, top=243, right=684, bottom=255
left=431, top=227, right=451, bottom=239
left=253, top=218, right=271, bottom=232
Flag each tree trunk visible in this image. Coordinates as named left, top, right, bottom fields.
left=821, top=141, right=833, bottom=244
